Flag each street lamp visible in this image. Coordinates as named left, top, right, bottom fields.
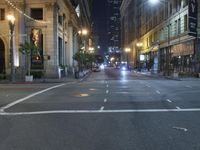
left=78, top=29, right=88, bottom=72
left=136, top=42, right=143, bottom=71
left=149, top=0, right=159, bottom=5
left=78, top=29, right=88, bottom=50
left=7, top=14, right=15, bottom=82
left=149, top=0, right=170, bottom=74
left=125, top=48, right=131, bottom=69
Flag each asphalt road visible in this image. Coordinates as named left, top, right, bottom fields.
left=0, top=67, right=200, bottom=150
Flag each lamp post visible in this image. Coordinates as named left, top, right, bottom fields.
left=125, top=48, right=131, bottom=69
left=78, top=29, right=88, bottom=72
left=136, top=42, right=143, bottom=71
left=148, top=0, right=170, bottom=74
left=7, top=14, right=15, bottom=82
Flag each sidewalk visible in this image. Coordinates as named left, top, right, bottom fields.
left=0, top=71, right=91, bottom=84
left=133, top=70, right=200, bottom=81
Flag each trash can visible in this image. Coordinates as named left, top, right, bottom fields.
left=75, top=71, right=79, bottom=79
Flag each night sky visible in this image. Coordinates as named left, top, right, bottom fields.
left=91, top=0, right=108, bottom=55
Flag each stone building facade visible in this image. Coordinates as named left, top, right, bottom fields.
left=121, top=0, right=199, bottom=76
left=0, top=0, right=86, bottom=79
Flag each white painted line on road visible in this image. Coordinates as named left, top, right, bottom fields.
left=106, top=90, right=109, bottom=94
left=0, top=83, right=66, bottom=111
left=146, top=85, right=151, bottom=88
left=104, top=99, right=107, bottom=102
left=166, top=99, right=172, bottom=103
left=2, top=108, right=200, bottom=115
left=173, top=126, right=188, bottom=132
left=185, top=85, right=192, bottom=88
left=176, top=106, right=181, bottom=110
left=113, top=91, right=129, bottom=94
left=156, top=90, right=161, bottom=94
left=100, top=106, right=104, bottom=111
left=106, top=84, right=109, bottom=88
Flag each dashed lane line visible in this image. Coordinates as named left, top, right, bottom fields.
left=156, top=90, right=161, bottom=94
left=100, top=106, right=104, bottom=111
left=166, top=99, right=172, bottom=103
left=185, top=85, right=192, bottom=88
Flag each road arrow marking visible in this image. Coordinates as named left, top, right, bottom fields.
left=173, top=126, right=188, bottom=132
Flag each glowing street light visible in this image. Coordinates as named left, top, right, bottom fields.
left=78, top=29, right=88, bottom=36
left=136, top=42, right=143, bottom=47
left=149, top=0, right=159, bottom=5
left=7, top=14, right=15, bottom=82
left=125, top=48, right=131, bottom=53
left=82, top=29, right=88, bottom=35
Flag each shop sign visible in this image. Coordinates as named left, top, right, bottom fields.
left=188, top=0, right=198, bottom=37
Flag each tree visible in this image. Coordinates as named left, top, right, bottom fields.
left=73, top=50, right=95, bottom=70
left=19, top=41, right=40, bottom=76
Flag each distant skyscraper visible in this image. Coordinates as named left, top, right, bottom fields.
left=107, top=0, right=122, bottom=51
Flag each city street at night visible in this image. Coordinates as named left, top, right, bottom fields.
left=1, top=0, right=200, bottom=149
left=0, top=68, right=200, bottom=150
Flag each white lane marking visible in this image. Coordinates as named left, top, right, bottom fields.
left=156, top=90, right=161, bottom=94
left=146, top=85, right=151, bottom=88
left=100, top=106, right=104, bottom=111
left=173, top=126, right=188, bottom=132
left=104, top=99, right=107, bottom=102
left=0, top=84, right=66, bottom=111
left=113, top=92, right=129, bottom=94
left=166, top=99, right=172, bottom=103
left=106, top=90, right=109, bottom=94
left=106, top=84, right=109, bottom=88
left=2, top=108, right=200, bottom=115
left=176, top=106, right=181, bottom=110
left=185, top=85, right=192, bottom=88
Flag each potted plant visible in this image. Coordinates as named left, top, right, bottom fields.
left=19, top=41, right=40, bottom=82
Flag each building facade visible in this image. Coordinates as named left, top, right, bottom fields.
left=121, top=0, right=199, bottom=76
left=107, top=0, right=122, bottom=51
left=0, top=0, right=92, bottom=79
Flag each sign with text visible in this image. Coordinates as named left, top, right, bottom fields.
left=188, top=0, right=198, bottom=37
